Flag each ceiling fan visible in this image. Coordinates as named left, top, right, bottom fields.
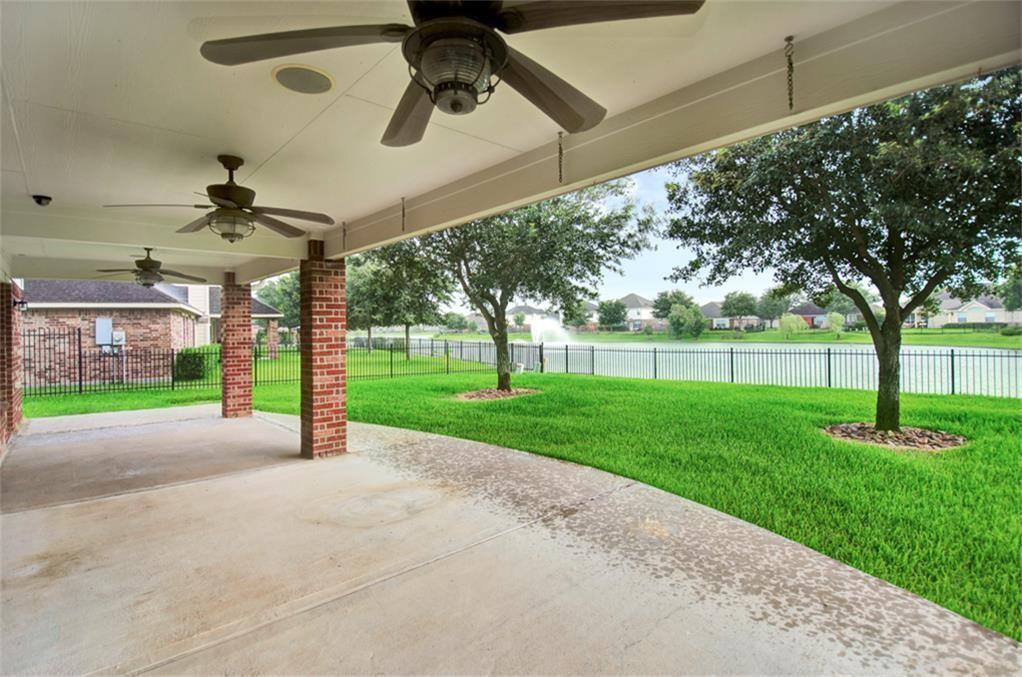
left=103, top=155, right=335, bottom=242
left=97, top=248, right=207, bottom=287
left=200, top=0, right=705, bottom=146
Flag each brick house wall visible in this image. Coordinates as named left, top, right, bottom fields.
left=21, top=308, right=196, bottom=388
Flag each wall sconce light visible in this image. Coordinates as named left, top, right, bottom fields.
left=12, top=299, right=27, bottom=312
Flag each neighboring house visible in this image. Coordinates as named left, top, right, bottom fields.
left=920, top=291, right=1022, bottom=327
left=700, top=302, right=731, bottom=330
left=789, top=301, right=828, bottom=328
left=507, top=304, right=559, bottom=330
left=619, top=293, right=660, bottom=331
left=700, top=301, right=762, bottom=330
left=22, top=280, right=283, bottom=350
left=22, top=280, right=204, bottom=351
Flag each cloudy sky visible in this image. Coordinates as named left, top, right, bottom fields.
left=596, top=164, right=776, bottom=305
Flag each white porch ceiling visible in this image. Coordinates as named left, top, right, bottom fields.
left=1, top=1, right=1019, bottom=283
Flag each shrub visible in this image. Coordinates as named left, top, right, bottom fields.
left=642, top=325, right=654, bottom=335
left=1000, top=325, right=1022, bottom=336
left=779, top=313, right=808, bottom=339
left=174, top=349, right=207, bottom=381
left=668, top=304, right=706, bottom=338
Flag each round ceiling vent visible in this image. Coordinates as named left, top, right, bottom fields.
left=272, top=65, right=333, bottom=94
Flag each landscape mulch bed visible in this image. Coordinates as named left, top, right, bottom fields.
left=458, top=388, right=539, bottom=401
left=824, top=422, right=966, bottom=451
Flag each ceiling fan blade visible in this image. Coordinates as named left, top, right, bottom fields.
left=200, top=24, right=411, bottom=65
left=177, top=215, right=210, bottom=233
left=253, top=213, right=306, bottom=238
left=381, top=80, right=434, bottom=147
left=96, top=269, right=137, bottom=273
left=104, top=204, right=211, bottom=209
left=496, top=0, right=704, bottom=34
left=250, top=206, right=335, bottom=225
left=160, top=269, right=208, bottom=283
left=501, top=47, right=606, bottom=132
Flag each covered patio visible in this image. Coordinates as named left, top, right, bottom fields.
left=3, top=406, right=1017, bottom=673
left=1, top=0, right=1020, bottom=672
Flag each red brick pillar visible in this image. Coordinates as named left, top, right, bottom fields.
left=221, top=273, right=252, bottom=418
left=300, top=240, right=346, bottom=459
left=267, top=319, right=279, bottom=360
left=1, top=281, right=23, bottom=447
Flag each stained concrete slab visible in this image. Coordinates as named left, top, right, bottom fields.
left=1, top=409, right=1018, bottom=674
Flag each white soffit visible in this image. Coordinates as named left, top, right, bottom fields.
left=1, top=0, right=1019, bottom=283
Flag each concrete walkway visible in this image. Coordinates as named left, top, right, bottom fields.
left=1, top=406, right=1017, bottom=674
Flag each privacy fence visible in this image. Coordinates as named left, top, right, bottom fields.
left=21, top=329, right=1021, bottom=398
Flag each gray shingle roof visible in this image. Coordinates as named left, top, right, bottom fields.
left=700, top=302, right=722, bottom=318
left=23, top=279, right=191, bottom=306
left=618, top=293, right=653, bottom=308
left=789, top=301, right=827, bottom=316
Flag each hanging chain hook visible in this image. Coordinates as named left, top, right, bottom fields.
left=784, top=35, right=795, bottom=112
left=557, top=132, right=564, bottom=184
left=342, top=221, right=347, bottom=251
left=401, top=197, right=406, bottom=233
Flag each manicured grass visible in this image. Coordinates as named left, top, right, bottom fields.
left=23, top=375, right=1021, bottom=640
left=430, top=328, right=1022, bottom=349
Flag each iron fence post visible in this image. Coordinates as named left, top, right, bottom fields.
left=826, top=347, right=832, bottom=388
left=390, top=341, right=394, bottom=378
left=171, top=349, right=176, bottom=390
left=729, top=347, right=735, bottom=383
left=565, top=343, right=569, bottom=373
left=539, top=342, right=545, bottom=373
left=949, top=349, right=955, bottom=395
left=77, top=328, right=83, bottom=394
left=445, top=340, right=450, bottom=373
left=591, top=345, right=595, bottom=375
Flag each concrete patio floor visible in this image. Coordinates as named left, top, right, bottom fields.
left=1, top=406, right=1017, bottom=674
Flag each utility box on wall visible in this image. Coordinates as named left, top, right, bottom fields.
left=95, top=317, right=113, bottom=345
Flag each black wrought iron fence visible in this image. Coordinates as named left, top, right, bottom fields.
left=21, top=329, right=1021, bottom=398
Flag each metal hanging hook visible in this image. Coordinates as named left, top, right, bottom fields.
left=401, top=197, right=406, bottom=233
left=557, top=132, right=564, bottom=184
left=784, top=35, right=795, bottom=112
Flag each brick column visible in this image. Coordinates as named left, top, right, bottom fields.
left=267, top=319, right=279, bottom=359
left=1, top=281, right=23, bottom=448
left=300, top=240, right=346, bottom=459
left=221, top=273, right=252, bottom=418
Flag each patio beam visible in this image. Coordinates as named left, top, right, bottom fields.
left=328, top=0, right=1020, bottom=257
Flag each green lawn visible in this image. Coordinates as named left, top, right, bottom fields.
left=430, top=328, right=1022, bottom=350
left=23, top=374, right=1021, bottom=640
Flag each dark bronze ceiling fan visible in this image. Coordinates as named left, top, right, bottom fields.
left=200, top=0, right=705, bottom=146
left=103, top=155, right=335, bottom=242
left=97, top=248, right=206, bottom=287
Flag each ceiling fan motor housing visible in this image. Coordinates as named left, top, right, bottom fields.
left=404, top=19, right=507, bottom=116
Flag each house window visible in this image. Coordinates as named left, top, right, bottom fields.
left=985, top=312, right=996, bottom=323
left=957, top=313, right=967, bottom=324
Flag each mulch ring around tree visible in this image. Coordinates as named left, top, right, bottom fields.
left=458, top=388, right=539, bottom=401
left=824, top=422, right=966, bottom=452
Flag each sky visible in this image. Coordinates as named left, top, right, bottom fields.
left=595, top=165, right=776, bottom=305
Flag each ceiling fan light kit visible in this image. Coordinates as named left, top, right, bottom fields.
left=207, top=209, right=256, bottom=243
left=96, top=248, right=207, bottom=287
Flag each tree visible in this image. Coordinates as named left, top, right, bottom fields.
left=562, top=300, right=591, bottom=329
left=513, top=312, right=526, bottom=329
left=756, top=286, right=794, bottom=325
left=817, top=281, right=877, bottom=316
left=998, top=267, right=1022, bottom=311
left=597, top=300, right=628, bottom=330
left=255, top=272, right=299, bottom=328
left=443, top=312, right=467, bottom=331
left=363, top=241, right=452, bottom=359
left=652, top=290, right=695, bottom=319
left=345, top=254, right=384, bottom=350
left=420, top=180, right=654, bottom=390
left=665, top=69, right=1021, bottom=430
left=825, top=312, right=845, bottom=337
left=721, top=291, right=757, bottom=323
left=779, top=313, right=808, bottom=339
left=668, top=303, right=705, bottom=338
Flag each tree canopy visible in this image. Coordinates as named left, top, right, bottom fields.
left=756, top=286, right=794, bottom=322
left=420, top=179, right=654, bottom=389
left=721, top=291, right=757, bottom=319
left=665, top=69, right=1021, bottom=429
left=653, top=289, right=695, bottom=319
left=255, top=272, right=299, bottom=328
left=597, top=300, right=628, bottom=329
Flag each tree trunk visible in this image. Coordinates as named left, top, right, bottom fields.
left=404, top=323, right=411, bottom=361
left=494, top=330, right=512, bottom=391
left=367, top=326, right=373, bottom=353
left=873, top=319, right=903, bottom=431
